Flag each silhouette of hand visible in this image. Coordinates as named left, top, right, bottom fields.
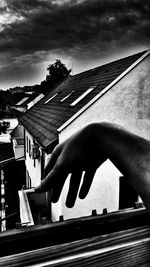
left=35, top=124, right=107, bottom=207
left=35, top=122, right=150, bottom=211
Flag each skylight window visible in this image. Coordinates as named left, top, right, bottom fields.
left=70, top=86, right=96, bottom=107
left=60, top=91, right=75, bottom=102
left=16, top=97, right=29, bottom=105
left=44, top=93, right=58, bottom=104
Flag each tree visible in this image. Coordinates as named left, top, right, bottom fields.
left=0, top=121, right=10, bottom=134
left=47, top=59, right=71, bottom=81
left=40, top=59, right=71, bottom=94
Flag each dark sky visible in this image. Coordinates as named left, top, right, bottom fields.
left=0, top=0, right=150, bottom=90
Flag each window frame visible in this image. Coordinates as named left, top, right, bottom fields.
left=44, top=93, right=58, bottom=104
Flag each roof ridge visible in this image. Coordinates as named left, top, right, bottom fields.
left=58, top=49, right=150, bottom=133
left=71, top=49, right=149, bottom=78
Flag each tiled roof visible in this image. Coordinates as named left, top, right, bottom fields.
left=19, top=50, right=148, bottom=149
left=0, top=143, right=15, bottom=163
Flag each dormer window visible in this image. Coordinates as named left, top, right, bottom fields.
left=70, top=86, right=97, bottom=107
left=44, top=93, right=58, bottom=104
left=60, top=91, right=75, bottom=103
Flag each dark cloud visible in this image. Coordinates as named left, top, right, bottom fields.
left=0, top=0, right=150, bottom=89
left=1, top=0, right=150, bottom=54
left=0, top=63, right=40, bottom=88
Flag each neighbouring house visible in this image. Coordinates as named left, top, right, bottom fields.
left=9, top=93, right=44, bottom=113
left=19, top=49, right=150, bottom=222
left=10, top=124, right=25, bottom=161
left=0, top=118, right=18, bottom=143
left=9, top=87, right=25, bottom=94
left=9, top=94, right=44, bottom=162
left=0, top=104, right=5, bottom=118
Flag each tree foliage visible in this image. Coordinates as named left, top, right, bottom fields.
left=2, top=59, right=71, bottom=97
left=0, top=121, right=10, bottom=134
left=47, top=59, right=71, bottom=80
left=40, top=59, right=71, bottom=94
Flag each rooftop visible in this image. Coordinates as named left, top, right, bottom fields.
left=19, top=50, right=149, bottom=149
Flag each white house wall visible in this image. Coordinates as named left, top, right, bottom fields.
left=25, top=131, right=41, bottom=187
left=51, top=54, right=150, bottom=221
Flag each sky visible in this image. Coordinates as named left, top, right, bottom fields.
left=0, top=0, right=150, bottom=90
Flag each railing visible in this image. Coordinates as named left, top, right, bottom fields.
left=0, top=207, right=149, bottom=258
left=0, top=210, right=150, bottom=266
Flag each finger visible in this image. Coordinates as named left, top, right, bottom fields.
left=79, top=168, right=96, bottom=199
left=44, top=145, right=62, bottom=178
left=35, top=169, right=57, bottom=192
left=66, top=171, right=82, bottom=208
left=51, top=172, right=69, bottom=203
left=35, top=162, right=68, bottom=192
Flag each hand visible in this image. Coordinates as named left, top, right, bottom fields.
left=35, top=122, right=150, bottom=212
left=35, top=124, right=107, bottom=207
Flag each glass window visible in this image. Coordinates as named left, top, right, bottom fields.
left=60, top=91, right=75, bottom=102
left=29, top=139, right=31, bottom=157
left=70, top=86, right=96, bottom=106
left=26, top=136, right=28, bottom=152
left=44, top=93, right=58, bottom=104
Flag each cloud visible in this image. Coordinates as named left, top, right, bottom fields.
left=1, top=0, right=150, bottom=54
left=0, top=0, right=150, bottom=89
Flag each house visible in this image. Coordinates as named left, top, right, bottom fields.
left=9, top=87, right=25, bottom=94
left=10, top=124, right=25, bottom=161
left=19, top=49, right=150, bottom=221
left=0, top=118, right=18, bottom=143
left=10, top=94, right=44, bottom=161
left=10, top=93, right=44, bottom=113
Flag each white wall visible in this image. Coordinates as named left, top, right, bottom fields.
left=52, top=54, right=150, bottom=221
left=25, top=130, right=42, bottom=187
